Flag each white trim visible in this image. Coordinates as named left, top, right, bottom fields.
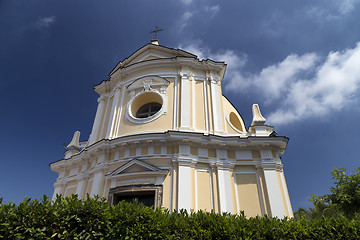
left=114, top=86, right=126, bottom=138
left=126, top=90, right=167, bottom=124
left=90, top=171, right=103, bottom=197
left=89, top=97, right=106, bottom=145
left=234, top=173, right=240, bottom=214
left=99, top=97, right=111, bottom=139
left=210, top=79, right=222, bottom=133
left=170, top=167, right=174, bottom=213
left=263, top=169, right=285, bottom=218
left=209, top=169, right=214, bottom=211
left=136, top=147, right=141, bottom=155
left=280, top=172, right=293, bottom=217
left=180, top=73, right=190, bottom=129
left=148, top=146, right=154, bottom=155
left=75, top=178, right=86, bottom=198
left=194, top=168, right=198, bottom=211
left=223, top=104, right=227, bottom=134
left=226, top=115, right=244, bottom=134
left=117, top=178, right=154, bottom=185
left=178, top=165, right=191, bottom=211
left=217, top=168, right=233, bottom=213
left=256, top=172, right=265, bottom=216
left=127, top=75, right=169, bottom=91
left=203, top=80, right=209, bottom=134
left=106, top=87, right=121, bottom=139
left=173, top=75, right=178, bottom=130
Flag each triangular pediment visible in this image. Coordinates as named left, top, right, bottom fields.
left=107, top=159, right=168, bottom=176
left=109, top=44, right=196, bottom=76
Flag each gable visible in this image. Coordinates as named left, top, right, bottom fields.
left=109, top=44, right=196, bottom=76
left=122, top=165, right=149, bottom=173
left=107, top=159, right=168, bottom=176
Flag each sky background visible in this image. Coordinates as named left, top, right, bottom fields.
left=1, top=0, right=360, bottom=211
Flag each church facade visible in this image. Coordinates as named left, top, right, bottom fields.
left=50, top=39, right=293, bottom=218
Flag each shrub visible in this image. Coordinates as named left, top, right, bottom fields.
left=1, top=195, right=360, bottom=239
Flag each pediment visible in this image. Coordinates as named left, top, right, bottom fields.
left=107, top=159, right=168, bottom=176
left=127, top=75, right=169, bottom=91
left=109, top=44, right=196, bottom=76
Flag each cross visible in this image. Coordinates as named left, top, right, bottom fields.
left=150, top=26, right=163, bottom=39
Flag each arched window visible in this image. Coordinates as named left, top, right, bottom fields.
left=136, top=102, right=162, bottom=118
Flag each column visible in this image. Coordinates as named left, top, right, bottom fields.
left=106, top=86, right=121, bottom=139
left=217, top=168, right=233, bottom=213
left=180, top=71, right=190, bottom=129
left=89, top=96, right=106, bottom=145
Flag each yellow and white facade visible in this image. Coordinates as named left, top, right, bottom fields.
left=50, top=40, right=293, bottom=218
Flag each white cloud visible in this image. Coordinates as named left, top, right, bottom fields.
left=180, top=0, right=192, bottom=5
left=37, top=16, right=56, bottom=28
left=205, top=5, right=220, bottom=17
left=180, top=41, right=247, bottom=85
left=179, top=11, right=193, bottom=31
left=339, top=0, right=360, bottom=14
left=306, top=0, right=359, bottom=22
left=181, top=41, right=360, bottom=126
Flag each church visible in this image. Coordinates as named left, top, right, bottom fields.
left=50, top=37, right=293, bottom=218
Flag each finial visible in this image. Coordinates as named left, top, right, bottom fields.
left=150, top=26, right=163, bottom=45
left=251, top=104, right=266, bottom=126
left=67, top=131, right=81, bottom=150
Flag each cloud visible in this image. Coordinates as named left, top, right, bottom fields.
left=205, top=5, right=220, bottom=17
left=180, top=0, right=192, bottom=5
left=306, top=0, right=360, bottom=22
left=179, top=11, right=193, bottom=31
left=181, top=41, right=360, bottom=126
left=37, top=16, right=56, bottom=28
left=339, top=0, right=360, bottom=14
left=266, top=43, right=360, bottom=125
left=180, top=41, right=247, bottom=84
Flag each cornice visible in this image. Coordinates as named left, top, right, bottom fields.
left=50, top=131, right=288, bottom=169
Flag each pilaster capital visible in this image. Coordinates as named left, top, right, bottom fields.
left=206, top=72, right=220, bottom=84
left=179, top=69, right=193, bottom=79
left=98, top=96, right=107, bottom=103
left=114, top=85, right=121, bottom=92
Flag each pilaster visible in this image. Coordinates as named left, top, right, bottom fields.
left=106, top=86, right=122, bottom=139
left=89, top=96, right=106, bottom=145
left=179, top=70, right=191, bottom=129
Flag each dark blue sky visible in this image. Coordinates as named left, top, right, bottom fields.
left=1, top=0, right=360, bottom=211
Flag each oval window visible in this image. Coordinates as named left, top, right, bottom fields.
left=229, top=112, right=242, bottom=131
left=129, top=91, right=163, bottom=121
left=136, top=102, right=162, bottom=118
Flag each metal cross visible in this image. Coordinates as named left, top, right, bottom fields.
left=150, top=26, right=163, bottom=39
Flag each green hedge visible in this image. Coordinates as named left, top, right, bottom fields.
left=1, top=195, right=360, bottom=239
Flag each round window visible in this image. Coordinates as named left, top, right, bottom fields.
left=128, top=91, right=164, bottom=122
left=136, top=102, right=162, bottom=118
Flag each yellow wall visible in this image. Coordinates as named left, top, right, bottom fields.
left=235, top=173, right=262, bottom=217
left=197, top=171, right=212, bottom=211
